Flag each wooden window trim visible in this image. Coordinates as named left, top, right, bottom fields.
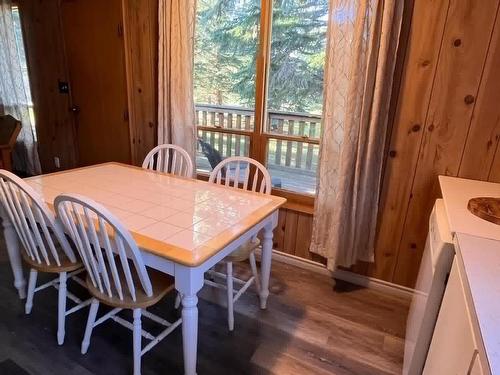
left=272, top=188, right=314, bottom=214
left=252, top=0, right=273, bottom=164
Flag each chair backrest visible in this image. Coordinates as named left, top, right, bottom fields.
left=0, top=169, right=76, bottom=266
left=208, top=156, right=272, bottom=194
left=54, top=193, right=152, bottom=301
left=142, top=144, right=193, bottom=177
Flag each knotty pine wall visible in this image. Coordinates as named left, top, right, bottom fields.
left=273, top=209, right=325, bottom=264
left=18, top=0, right=158, bottom=171
left=271, top=0, right=500, bottom=288
left=122, top=0, right=158, bottom=166
left=19, top=0, right=78, bottom=172
left=18, top=0, right=500, bottom=288
left=362, top=0, right=500, bottom=288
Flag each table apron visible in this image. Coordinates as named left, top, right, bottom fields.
left=139, top=211, right=278, bottom=293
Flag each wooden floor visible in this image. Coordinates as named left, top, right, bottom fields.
left=0, top=242, right=410, bottom=374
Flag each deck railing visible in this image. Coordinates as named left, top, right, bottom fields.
left=195, top=104, right=321, bottom=175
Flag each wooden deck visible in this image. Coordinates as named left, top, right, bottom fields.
left=0, top=236, right=409, bottom=375
left=195, top=104, right=320, bottom=195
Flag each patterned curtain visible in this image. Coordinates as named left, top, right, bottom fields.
left=157, top=0, right=197, bottom=176
left=0, top=0, right=41, bottom=175
left=311, top=0, right=403, bottom=269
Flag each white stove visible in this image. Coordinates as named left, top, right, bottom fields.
left=404, top=176, right=500, bottom=375
left=403, top=199, right=453, bottom=375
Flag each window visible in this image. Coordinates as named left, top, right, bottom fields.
left=194, top=0, right=328, bottom=197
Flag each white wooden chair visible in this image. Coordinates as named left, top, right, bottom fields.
left=0, top=170, right=89, bottom=345
left=142, top=144, right=194, bottom=177
left=54, top=193, right=181, bottom=375
left=176, top=156, right=271, bottom=331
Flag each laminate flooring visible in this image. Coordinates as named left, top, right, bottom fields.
left=0, top=241, right=410, bottom=375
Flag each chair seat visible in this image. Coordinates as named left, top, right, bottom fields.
left=224, top=238, right=260, bottom=263
left=86, top=266, right=175, bottom=309
left=22, top=251, right=83, bottom=273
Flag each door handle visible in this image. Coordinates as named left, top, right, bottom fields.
left=70, top=105, right=80, bottom=113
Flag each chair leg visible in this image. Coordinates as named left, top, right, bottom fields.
left=249, top=251, right=261, bottom=293
left=81, top=299, right=99, bottom=354
left=226, top=262, right=234, bottom=331
left=25, top=269, right=38, bottom=314
left=57, top=272, right=67, bottom=345
left=133, top=308, right=142, bottom=375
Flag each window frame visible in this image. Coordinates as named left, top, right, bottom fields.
left=195, top=0, right=323, bottom=209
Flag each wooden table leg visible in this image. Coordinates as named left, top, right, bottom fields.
left=1, top=210, right=26, bottom=299
left=260, top=213, right=277, bottom=309
left=181, top=294, right=199, bottom=375
left=176, top=266, right=204, bottom=375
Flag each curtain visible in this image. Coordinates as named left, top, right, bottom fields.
left=0, top=0, right=41, bottom=175
left=158, top=0, right=197, bottom=175
left=311, top=0, right=403, bottom=270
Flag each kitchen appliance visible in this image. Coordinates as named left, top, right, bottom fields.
left=403, top=199, right=454, bottom=375
left=404, top=176, right=500, bottom=374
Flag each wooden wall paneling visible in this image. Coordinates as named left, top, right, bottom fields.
left=294, top=213, right=313, bottom=260
left=122, top=0, right=158, bottom=166
left=370, top=0, right=450, bottom=282
left=271, top=209, right=326, bottom=265
left=393, top=0, right=500, bottom=287
left=283, top=210, right=299, bottom=255
left=61, top=0, right=131, bottom=166
left=475, top=15, right=500, bottom=183
left=459, top=5, right=500, bottom=181
left=18, top=0, right=77, bottom=173
left=273, top=208, right=287, bottom=251
left=489, top=141, right=500, bottom=183
left=458, top=7, right=500, bottom=181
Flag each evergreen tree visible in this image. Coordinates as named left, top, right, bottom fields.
left=194, top=0, right=328, bottom=114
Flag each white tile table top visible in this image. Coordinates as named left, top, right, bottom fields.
left=25, top=162, right=286, bottom=266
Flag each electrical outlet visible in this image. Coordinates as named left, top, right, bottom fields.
left=54, top=157, right=60, bottom=169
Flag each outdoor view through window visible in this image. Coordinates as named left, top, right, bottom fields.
left=194, top=0, right=328, bottom=195
left=12, top=6, right=36, bottom=138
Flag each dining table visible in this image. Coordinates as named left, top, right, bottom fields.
left=0, top=162, right=286, bottom=374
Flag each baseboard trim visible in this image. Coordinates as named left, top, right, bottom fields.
left=332, top=268, right=414, bottom=299
left=255, top=248, right=414, bottom=299
left=255, top=249, right=332, bottom=275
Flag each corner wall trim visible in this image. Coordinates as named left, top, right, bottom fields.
left=255, top=248, right=415, bottom=299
